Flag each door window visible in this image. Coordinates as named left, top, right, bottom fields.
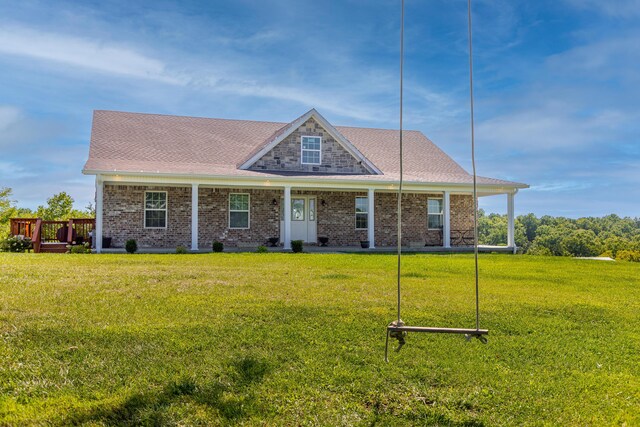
left=292, top=198, right=305, bottom=221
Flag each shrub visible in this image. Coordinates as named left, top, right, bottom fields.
left=176, top=245, right=188, bottom=254
left=616, top=250, right=640, bottom=262
left=526, top=244, right=553, bottom=256
left=0, top=236, right=32, bottom=253
left=125, top=239, right=138, bottom=254
left=68, top=243, right=91, bottom=254
left=291, top=240, right=303, bottom=253
left=212, top=241, right=223, bottom=252
left=256, top=245, right=268, bottom=253
left=599, top=250, right=613, bottom=259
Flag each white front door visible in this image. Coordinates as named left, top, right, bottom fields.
left=280, top=196, right=317, bottom=243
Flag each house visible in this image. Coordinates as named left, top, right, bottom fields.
left=83, top=108, right=527, bottom=252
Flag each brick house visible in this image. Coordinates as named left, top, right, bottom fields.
left=83, top=108, right=527, bottom=252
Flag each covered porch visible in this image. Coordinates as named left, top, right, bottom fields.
left=93, top=174, right=519, bottom=253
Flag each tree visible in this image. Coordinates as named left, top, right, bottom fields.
left=562, top=229, right=601, bottom=257
left=0, top=187, right=17, bottom=237
left=36, top=192, right=75, bottom=220
left=529, top=225, right=566, bottom=256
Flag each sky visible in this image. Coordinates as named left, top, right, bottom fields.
left=0, top=0, right=638, bottom=217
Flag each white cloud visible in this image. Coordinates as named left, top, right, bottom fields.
left=0, top=106, right=21, bottom=130
left=0, top=160, right=37, bottom=179
left=565, top=0, right=640, bottom=18
left=0, top=26, right=185, bottom=84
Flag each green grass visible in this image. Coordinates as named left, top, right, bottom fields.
left=1, top=253, right=639, bottom=426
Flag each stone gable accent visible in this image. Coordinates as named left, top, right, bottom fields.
left=248, top=117, right=370, bottom=174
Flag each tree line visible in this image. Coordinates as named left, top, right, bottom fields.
left=0, top=187, right=94, bottom=236
left=479, top=209, right=640, bottom=258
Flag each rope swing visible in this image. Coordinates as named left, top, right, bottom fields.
left=385, top=0, right=488, bottom=363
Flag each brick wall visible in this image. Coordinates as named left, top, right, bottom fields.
left=103, top=185, right=191, bottom=248
left=198, top=188, right=280, bottom=249
left=103, top=184, right=474, bottom=249
left=248, top=117, right=371, bottom=174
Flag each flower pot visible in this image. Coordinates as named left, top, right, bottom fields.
left=360, top=241, right=370, bottom=249
left=318, top=237, right=329, bottom=247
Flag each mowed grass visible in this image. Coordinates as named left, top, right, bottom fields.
left=0, top=253, right=639, bottom=426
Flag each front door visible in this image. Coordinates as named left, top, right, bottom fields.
left=280, top=196, right=317, bottom=243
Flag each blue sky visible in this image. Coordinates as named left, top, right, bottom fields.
left=0, top=0, right=638, bottom=217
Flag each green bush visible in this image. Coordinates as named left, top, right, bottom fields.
left=615, top=250, right=640, bottom=262
left=291, top=240, right=303, bottom=253
left=125, top=239, right=138, bottom=254
left=256, top=245, right=268, bottom=253
left=0, top=236, right=32, bottom=253
left=526, top=244, right=553, bottom=256
left=599, top=250, right=613, bottom=259
left=212, top=241, right=223, bottom=252
left=176, top=246, right=188, bottom=254
left=67, top=243, right=91, bottom=254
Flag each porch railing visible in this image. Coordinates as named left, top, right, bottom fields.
left=9, top=218, right=96, bottom=253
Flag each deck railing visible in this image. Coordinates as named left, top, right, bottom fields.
left=9, top=218, right=96, bottom=253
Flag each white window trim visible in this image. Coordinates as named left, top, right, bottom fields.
left=301, top=135, right=322, bottom=165
left=427, top=197, right=444, bottom=231
left=144, top=191, right=168, bottom=229
left=229, top=193, right=250, bottom=229
left=355, top=196, right=368, bottom=230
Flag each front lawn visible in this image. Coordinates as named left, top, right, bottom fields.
left=0, top=253, right=638, bottom=425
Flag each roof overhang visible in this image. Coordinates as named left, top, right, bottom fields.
left=84, top=168, right=528, bottom=195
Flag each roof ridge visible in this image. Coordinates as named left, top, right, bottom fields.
left=94, top=110, right=288, bottom=126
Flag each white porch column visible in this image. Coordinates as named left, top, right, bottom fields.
left=283, top=186, right=292, bottom=250
left=95, top=176, right=103, bottom=253
left=368, top=188, right=375, bottom=249
left=443, top=191, right=451, bottom=248
left=191, top=183, right=199, bottom=251
left=507, top=191, right=515, bottom=250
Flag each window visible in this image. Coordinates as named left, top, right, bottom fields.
left=355, top=197, right=368, bottom=229
left=145, top=191, right=167, bottom=228
left=308, top=198, right=316, bottom=221
left=301, top=136, right=321, bottom=164
left=428, top=198, right=443, bottom=230
left=292, top=198, right=305, bottom=221
left=229, top=194, right=250, bottom=229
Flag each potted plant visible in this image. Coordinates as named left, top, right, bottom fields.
left=360, top=240, right=370, bottom=249
left=318, top=236, right=329, bottom=247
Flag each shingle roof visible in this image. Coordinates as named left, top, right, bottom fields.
left=84, top=110, right=527, bottom=188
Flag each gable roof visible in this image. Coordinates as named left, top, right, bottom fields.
left=238, top=108, right=382, bottom=174
left=83, top=110, right=527, bottom=189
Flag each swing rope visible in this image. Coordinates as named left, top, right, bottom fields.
left=467, top=0, right=481, bottom=331
left=396, top=0, right=405, bottom=328
left=386, top=0, right=486, bottom=362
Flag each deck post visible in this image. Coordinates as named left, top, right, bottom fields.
left=443, top=191, right=451, bottom=248
left=191, top=183, right=199, bottom=251
left=283, top=186, right=291, bottom=250
left=507, top=191, right=515, bottom=251
left=368, top=188, right=375, bottom=248
left=95, top=176, right=103, bottom=253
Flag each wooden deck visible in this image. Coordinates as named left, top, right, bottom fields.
left=10, top=218, right=95, bottom=253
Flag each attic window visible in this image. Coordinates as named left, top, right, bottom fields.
left=301, top=136, right=321, bottom=165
